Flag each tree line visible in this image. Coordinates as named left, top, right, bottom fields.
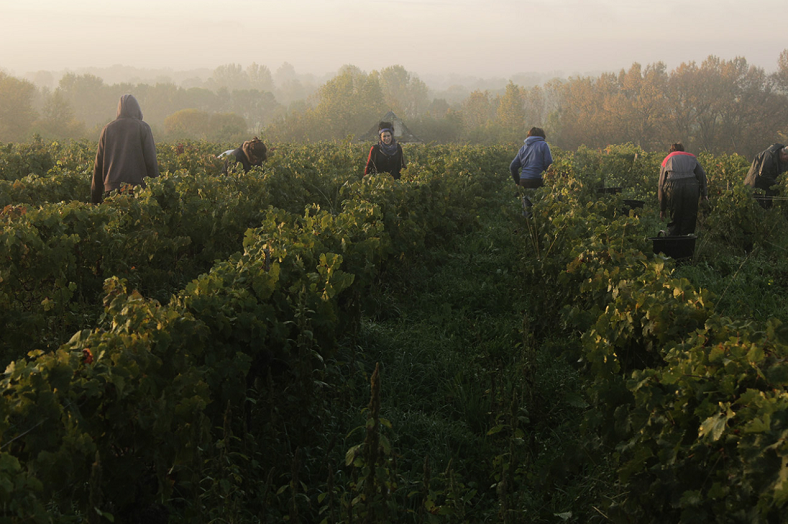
left=1, top=51, right=787, bottom=156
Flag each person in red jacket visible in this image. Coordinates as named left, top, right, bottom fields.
left=364, top=121, right=406, bottom=180
left=658, top=143, right=708, bottom=235
left=91, top=94, right=159, bottom=203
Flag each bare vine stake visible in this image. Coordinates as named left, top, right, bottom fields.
left=327, top=465, right=336, bottom=523
left=420, top=455, right=430, bottom=519
left=522, top=314, right=537, bottom=457
left=524, top=212, right=541, bottom=261
left=88, top=451, right=103, bottom=524
left=261, top=467, right=275, bottom=524
left=498, top=455, right=509, bottom=524
left=363, top=363, right=382, bottom=524
left=290, top=447, right=302, bottom=524
left=507, top=390, right=519, bottom=524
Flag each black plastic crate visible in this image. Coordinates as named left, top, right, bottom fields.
left=650, top=233, right=697, bottom=259
left=754, top=194, right=774, bottom=209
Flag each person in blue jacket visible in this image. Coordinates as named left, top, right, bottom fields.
left=510, top=127, right=553, bottom=218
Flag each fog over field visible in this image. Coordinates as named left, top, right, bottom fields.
left=2, top=0, right=787, bottom=153
left=3, top=0, right=787, bottom=87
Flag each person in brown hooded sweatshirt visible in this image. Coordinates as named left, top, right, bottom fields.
left=91, top=94, right=159, bottom=203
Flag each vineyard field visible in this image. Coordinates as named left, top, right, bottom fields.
left=1, top=140, right=788, bottom=523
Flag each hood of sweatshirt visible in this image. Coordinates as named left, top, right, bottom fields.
left=116, top=94, right=143, bottom=120
left=524, top=135, right=545, bottom=146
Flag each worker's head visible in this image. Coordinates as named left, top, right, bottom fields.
left=242, top=137, right=267, bottom=165
left=378, top=122, right=394, bottom=145
left=670, top=143, right=685, bottom=153
left=526, top=127, right=546, bottom=139
left=781, top=146, right=788, bottom=163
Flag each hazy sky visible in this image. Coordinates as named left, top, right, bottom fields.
left=2, top=0, right=787, bottom=79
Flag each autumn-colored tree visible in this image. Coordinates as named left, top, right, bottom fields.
left=694, top=57, right=731, bottom=151
left=489, top=83, right=549, bottom=145
left=664, top=61, right=703, bottom=150
left=610, top=63, right=671, bottom=150
left=209, top=112, right=249, bottom=141
left=0, top=72, right=37, bottom=142
left=375, top=65, right=429, bottom=118
left=164, top=108, right=210, bottom=138
left=273, top=63, right=315, bottom=107
left=545, top=54, right=788, bottom=155
left=57, top=73, right=120, bottom=130
left=494, top=82, right=526, bottom=144
left=461, top=90, right=496, bottom=142
left=227, top=89, right=282, bottom=131
left=132, top=82, right=190, bottom=127
left=773, top=49, right=788, bottom=94
left=181, top=86, right=221, bottom=111
left=208, top=63, right=249, bottom=91
left=665, top=56, right=786, bottom=156
left=549, top=76, right=609, bottom=149
left=163, top=108, right=247, bottom=141
left=307, top=66, right=386, bottom=140
left=523, top=86, right=547, bottom=130
left=775, top=50, right=788, bottom=142
left=411, top=108, right=464, bottom=143
left=247, top=63, right=274, bottom=92
left=713, top=57, right=782, bottom=156
left=34, top=89, right=86, bottom=139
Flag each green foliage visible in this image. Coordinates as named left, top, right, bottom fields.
left=615, top=316, right=788, bottom=522
left=7, top=137, right=788, bottom=523
left=0, top=138, right=510, bottom=522
left=0, top=137, right=56, bottom=181
left=163, top=109, right=248, bottom=142
left=0, top=73, right=38, bottom=142
left=516, top=144, right=788, bottom=522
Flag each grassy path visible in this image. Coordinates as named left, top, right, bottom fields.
left=346, top=184, right=616, bottom=522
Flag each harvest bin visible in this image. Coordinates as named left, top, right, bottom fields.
left=621, top=199, right=645, bottom=214
left=754, top=194, right=773, bottom=209
left=650, top=233, right=697, bottom=259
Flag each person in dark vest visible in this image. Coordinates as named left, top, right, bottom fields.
left=510, top=127, right=553, bottom=219
left=658, top=143, right=708, bottom=236
left=744, top=143, right=788, bottom=196
left=364, top=122, right=406, bottom=179
left=220, top=137, right=268, bottom=174
left=91, top=94, right=159, bottom=203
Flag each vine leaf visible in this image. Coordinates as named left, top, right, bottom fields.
left=699, top=404, right=735, bottom=442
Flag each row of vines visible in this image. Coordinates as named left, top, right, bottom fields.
left=523, top=143, right=788, bottom=522
left=2, top=137, right=788, bottom=522
left=0, top=139, right=512, bottom=522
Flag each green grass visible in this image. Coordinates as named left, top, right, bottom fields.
left=676, top=205, right=788, bottom=322
left=340, top=188, right=618, bottom=522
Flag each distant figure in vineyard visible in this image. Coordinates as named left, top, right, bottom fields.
left=744, top=144, right=788, bottom=197
left=658, top=143, right=708, bottom=236
left=220, top=137, right=268, bottom=174
left=91, top=94, right=159, bottom=204
left=510, top=127, right=553, bottom=219
left=364, top=122, right=406, bottom=180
